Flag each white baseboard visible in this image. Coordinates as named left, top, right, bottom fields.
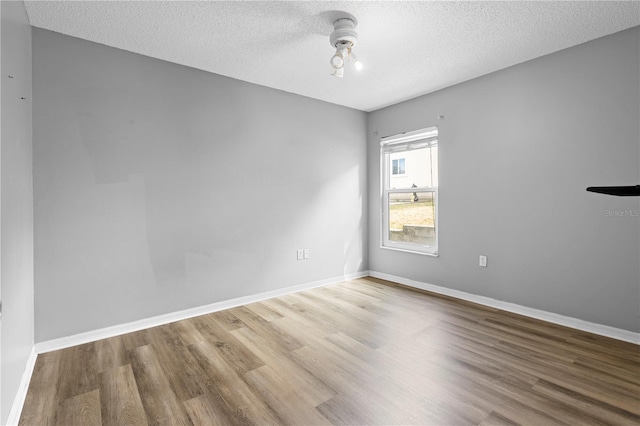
left=369, top=271, right=640, bottom=345
left=35, top=271, right=369, bottom=354
left=6, top=346, right=37, bottom=426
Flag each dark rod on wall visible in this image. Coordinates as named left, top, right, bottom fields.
left=586, top=185, right=640, bottom=196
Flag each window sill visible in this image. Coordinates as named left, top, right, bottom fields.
left=380, top=245, right=439, bottom=257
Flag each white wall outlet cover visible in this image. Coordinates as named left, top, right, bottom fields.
left=303, top=249, right=310, bottom=259
left=479, top=255, right=488, bottom=267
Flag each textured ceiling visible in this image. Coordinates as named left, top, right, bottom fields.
left=25, top=1, right=640, bottom=112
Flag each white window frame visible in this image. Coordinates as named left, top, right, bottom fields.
left=380, top=126, right=438, bottom=256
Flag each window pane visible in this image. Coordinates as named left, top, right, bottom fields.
left=388, top=146, right=437, bottom=189
left=388, top=192, right=436, bottom=246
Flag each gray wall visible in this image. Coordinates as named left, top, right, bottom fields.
left=1, top=1, right=34, bottom=423
left=368, top=27, right=640, bottom=333
left=33, top=28, right=367, bottom=342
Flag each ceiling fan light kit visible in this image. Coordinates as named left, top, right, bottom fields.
left=329, top=16, right=362, bottom=77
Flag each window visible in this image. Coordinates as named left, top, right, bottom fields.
left=381, top=127, right=438, bottom=255
left=392, top=158, right=405, bottom=175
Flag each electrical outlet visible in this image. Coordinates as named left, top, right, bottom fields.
left=297, top=249, right=304, bottom=260
left=303, top=248, right=310, bottom=259
left=479, top=255, right=487, bottom=267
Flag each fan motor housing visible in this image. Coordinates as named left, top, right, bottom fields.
left=330, top=18, right=358, bottom=47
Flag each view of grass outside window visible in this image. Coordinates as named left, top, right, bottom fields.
left=388, top=192, right=436, bottom=246
left=381, top=127, right=438, bottom=255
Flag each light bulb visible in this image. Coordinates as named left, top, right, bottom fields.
left=330, top=52, right=344, bottom=70
left=350, top=52, right=363, bottom=71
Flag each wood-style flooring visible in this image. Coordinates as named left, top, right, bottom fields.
left=19, top=277, right=640, bottom=425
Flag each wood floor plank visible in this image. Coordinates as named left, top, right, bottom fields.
left=440, top=318, right=580, bottom=364
left=566, top=333, right=640, bottom=362
left=444, top=329, right=640, bottom=415
left=334, top=332, right=492, bottom=424
left=183, top=393, right=233, bottom=426
left=263, top=297, right=342, bottom=338
left=209, top=309, right=248, bottom=331
left=373, top=335, right=505, bottom=424
left=120, top=329, right=150, bottom=352
left=532, top=379, right=640, bottom=426
left=289, top=346, right=400, bottom=425
left=187, top=339, right=282, bottom=425
left=244, top=300, right=283, bottom=322
left=169, top=319, right=206, bottom=347
left=146, top=326, right=207, bottom=402
left=495, top=339, right=640, bottom=395
left=229, top=305, right=305, bottom=352
left=129, top=344, right=191, bottom=425
left=57, top=389, right=102, bottom=426
left=231, top=325, right=337, bottom=407
left=291, top=344, right=440, bottom=425
left=244, top=365, right=331, bottom=425
left=427, top=349, right=609, bottom=425
left=291, top=292, right=388, bottom=349
left=56, top=343, right=99, bottom=402
left=573, top=354, right=640, bottom=384
left=99, top=364, right=148, bottom=426
left=262, top=300, right=335, bottom=345
left=191, top=313, right=264, bottom=374
left=95, top=336, right=128, bottom=374
left=19, top=277, right=640, bottom=425
left=479, top=411, right=521, bottom=426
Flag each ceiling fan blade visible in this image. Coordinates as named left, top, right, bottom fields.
left=586, top=185, right=640, bottom=196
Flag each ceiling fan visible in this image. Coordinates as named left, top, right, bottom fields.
left=586, top=185, right=640, bottom=196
